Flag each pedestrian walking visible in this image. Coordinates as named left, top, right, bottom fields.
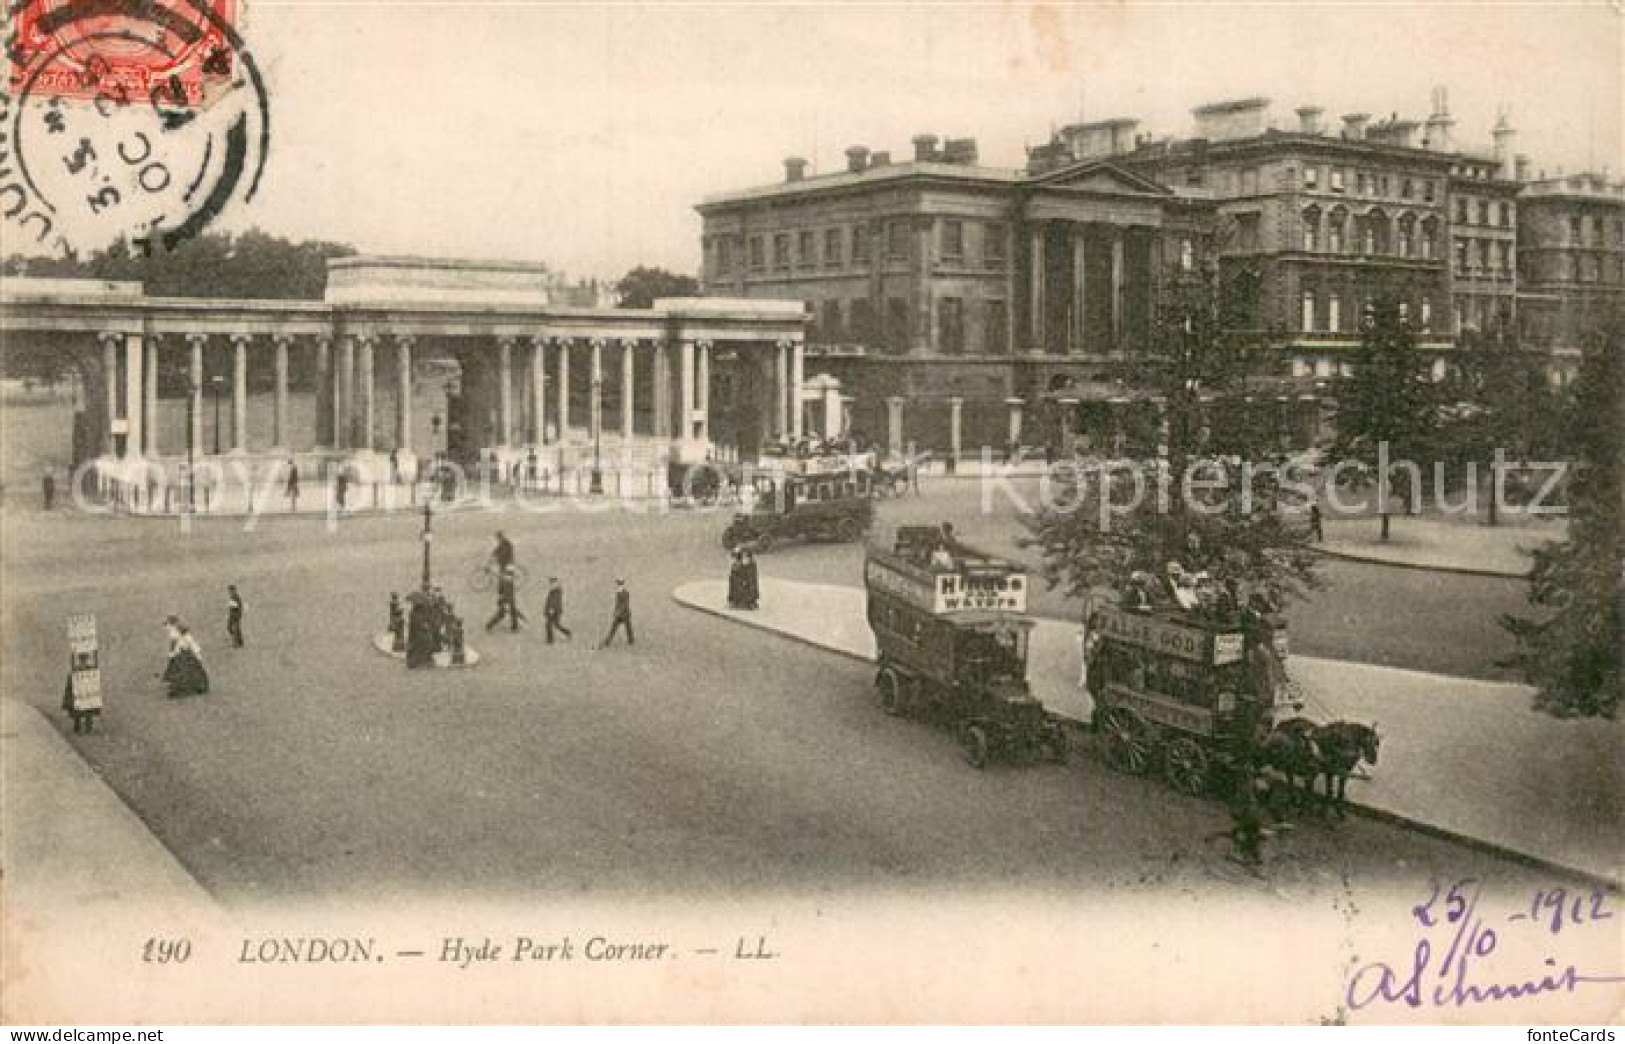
left=485, top=565, right=528, bottom=632
left=1308, top=503, right=1324, bottom=543
left=161, top=618, right=210, bottom=697
left=543, top=577, right=572, bottom=644
left=226, top=584, right=245, bottom=647
left=389, top=448, right=401, bottom=485
left=597, top=578, right=634, bottom=648
left=41, top=470, right=55, bottom=511
left=334, top=468, right=349, bottom=510
left=388, top=592, right=406, bottom=653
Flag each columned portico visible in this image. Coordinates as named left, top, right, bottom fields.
left=2, top=262, right=808, bottom=508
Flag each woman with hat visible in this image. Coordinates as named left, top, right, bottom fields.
left=162, top=617, right=210, bottom=697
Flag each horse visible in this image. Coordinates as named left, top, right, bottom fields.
left=1310, top=721, right=1381, bottom=818
left=1252, top=716, right=1322, bottom=817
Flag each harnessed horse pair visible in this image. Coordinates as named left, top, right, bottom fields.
left=1254, top=716, right=1381, bottom=818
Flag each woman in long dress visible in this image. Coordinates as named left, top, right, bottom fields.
left=163, top=621, right=210, bottom=697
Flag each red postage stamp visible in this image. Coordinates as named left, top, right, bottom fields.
left=8, top=0, right=239, bottom=106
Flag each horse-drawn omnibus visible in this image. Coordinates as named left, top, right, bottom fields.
left=865, top=526, right=1069, bottom=768
left=1088, top=605, right=1294, bottom=796
left=721, top=451, right=878, bottom=552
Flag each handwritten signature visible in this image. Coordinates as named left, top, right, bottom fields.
left=1347, top=878, right=1624, bottom=1010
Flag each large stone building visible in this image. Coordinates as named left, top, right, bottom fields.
left=1515, top=171, right=1625, bottom=384
left=699, top=90, right=1622, bottom=454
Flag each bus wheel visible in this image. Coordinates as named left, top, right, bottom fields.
left=878, top=669, right=907, bottom=717
left=961, top=724, right=991, bottom=769
left=1164, top=737, right=1211, bottom=796
left=1099, top=708, right=1152, bottom=775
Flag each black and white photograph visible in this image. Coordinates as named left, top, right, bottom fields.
left=1, top=0, right=1620, bottom=1026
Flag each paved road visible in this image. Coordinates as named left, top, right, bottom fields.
left=0, top=487, right=1575, bottom=905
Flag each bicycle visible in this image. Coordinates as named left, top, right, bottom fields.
left=468, top=555, right=531, bottom=593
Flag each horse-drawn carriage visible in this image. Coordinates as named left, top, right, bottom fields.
left=866, top=526, right=1069, bottom=768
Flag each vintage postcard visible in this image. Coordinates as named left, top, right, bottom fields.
left=2, top=0, right=1621, bottom=1026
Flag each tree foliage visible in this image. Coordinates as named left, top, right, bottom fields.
left=615, top=265, right=698, bottom=309
left=1022, top=256, right=1321, bottom=609
left=1501, top=324, right=1623, bottom=719
left=3, top=229, right=355, bottom=300
left=1325, top=295, right=1439, bottom=540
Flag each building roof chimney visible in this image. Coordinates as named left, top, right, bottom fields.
left=911, top=133, right=940, bottom=161
left=783, top=156, right=808, bottom=182
left=869, top=150, right=892, bottom=168
left=1423, top=86, right=1455, bottom=151
left=941, top=137, right=979, bottom=165
left=845, top=145, right=870, bottom=173
left=1342, top=113, right=1370, bottom=140
left=1492, top=107, right=1516, bottom=179
left=1295, top=106, right=1324, bottom=135
left=1514, top=154, right=1531, bottom=182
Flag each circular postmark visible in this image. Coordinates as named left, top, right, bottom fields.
left=3, top=0, right=270, bottom=257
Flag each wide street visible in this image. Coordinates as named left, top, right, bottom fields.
left=0, top=478, right=1575, bottom=905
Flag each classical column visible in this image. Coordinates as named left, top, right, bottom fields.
left=1071, top=227, right=1088, bottom=355
left=589, top=338, right=604, bottom=446
left=886, top=396, right=905, bottom=459
left=357, top=335, right=375, bottom=451
left=790, top=339, right=805, bottom=439
left=124, top=333, right=144, bottom=457
left=1110, top=229, right=1125, bottom=349
left=651, top=341, right=669, bottom=440
left=556, top=338, right=571, bottom=440
left=528, top=337, right=546, bottom=444
left=395, top=335, right=413, bottom=451
left=1029, top=226, right=1046, bottom=350
left=314, top=336, right=332, bottom=449
left=696, top=341, right=711, bottom=442
left=620, top=340, right=636, bottom=440
left=948, top=396, right=964, bottom=466
left=272, top=335, right=291, bottom=449
left=336, top=335, right=355, bottom=450
left=774, top=340, right=789, bottom=438
left=143, top=336, right=158, bottom=455
left=497, top=336, right=514, bottom=448
left=100, top=332, right=118, bottom=456
left=1006, top=397, right=1025, bottom=446
left=230, top=334, right=248, bottom=452
left=679, top=338, right=695, bottom=441
left=821, top=381, right=842, bottom=440
left=187, top=335, right=204, bottom=458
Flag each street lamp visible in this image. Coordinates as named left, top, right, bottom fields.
left=589, top=371, right=604, bottom=494
left=209, top=373, right=225, bottom=454
left=420, top=496, right=434, bottom=589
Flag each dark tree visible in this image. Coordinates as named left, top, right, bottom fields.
left=1501, top=324, right=1622, bottom=719
left=4, top=229, right=355, bottom=300
left=1326, top=296, right=1439, bottom=541
left=1435, top=326, right=1558, bottom=525
left=615, top=266, right=698, bottom=309
left=1023, top=253, right=1320, bottom=608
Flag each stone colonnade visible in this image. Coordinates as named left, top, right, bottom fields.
left=89, top=328, right=808, bottom=464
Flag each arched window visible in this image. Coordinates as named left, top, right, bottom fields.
left=1420, top=217, right=1438, bottom=259
left=1302, top=206, right=1321, bottom=252
left=1179, top=238, right=1194, bottom=271
left=1397, top=213, right=1417, bottom=257
left=1301, top=290, right=1317, bottom=332
left=1328, top=293, right=1342, bottom=332
left=1328, top=208, right=1347, bottom=253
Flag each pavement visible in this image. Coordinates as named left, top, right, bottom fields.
left=674, top=577, right=1622, bottom=884
left=1317, top=515, right=1564, bottom=578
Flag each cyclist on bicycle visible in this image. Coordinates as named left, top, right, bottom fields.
left=490, top=531, right=516, bottom=574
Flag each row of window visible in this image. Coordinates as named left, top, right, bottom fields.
left=1535, top=253, right=1625, bottom=284
left=1453, top=196, right=1515, bottom=228
left=1300, top=207, right=1439, bottom=258
left=809, top=296, right=1010, bottom=355
left=711, top=220, right=1010, bottom=275
left=1302, top=165, right=1438, bottom=203
left=1299, top=291, right=1435, bottom=334
left=1565, top=214, right=1625, bottom=247
left=1452, top=237, right=1515, bottom=277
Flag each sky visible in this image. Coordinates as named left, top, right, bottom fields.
left=221, top=1, right=1623, bottom=281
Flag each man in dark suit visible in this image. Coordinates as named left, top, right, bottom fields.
left=543, top=577, right=571, bottom=643
left=485, top=565, right=527, bottom=632
left=226, top=584, right=245, bottom=647
left=597, top=579, right=634, bottom=648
